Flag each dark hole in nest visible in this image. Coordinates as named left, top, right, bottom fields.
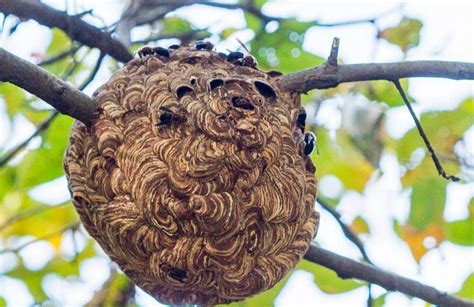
left=209, top=79, right=224, bottom=90
left=232, top=96, right=254, bottom=110
left=254, top=81, right=276, bottom=99
left=190, top=77, right=197, bottom=86
left=176, top=85, right=194, bottom=98
left=168, top=267, right=188, bottom=282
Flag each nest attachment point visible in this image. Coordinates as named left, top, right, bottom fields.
left=64, top=44, right=319, bottom=305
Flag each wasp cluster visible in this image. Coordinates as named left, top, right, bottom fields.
left=64, top=41, right=319, bottom=305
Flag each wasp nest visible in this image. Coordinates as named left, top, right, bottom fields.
left=64, top=44, right=319, bottom=305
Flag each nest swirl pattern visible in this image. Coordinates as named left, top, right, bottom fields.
left=64, top=46, right=319, bottom=305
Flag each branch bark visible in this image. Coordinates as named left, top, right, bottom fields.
left=0, top=47, right=95, bottom=125
left=279, top=61, right=474, bottom=93
left=0, top=0, right=132, bottom=63
left=304, top=245, right=472, bottom=306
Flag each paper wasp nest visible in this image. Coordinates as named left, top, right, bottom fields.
left=64, top=44, right=319, bottom=305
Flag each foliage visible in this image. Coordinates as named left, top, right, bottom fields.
left=0, top=1, right=472, bottom=306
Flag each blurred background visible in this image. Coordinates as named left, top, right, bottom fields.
left=0, top=0, right=473, bottom=306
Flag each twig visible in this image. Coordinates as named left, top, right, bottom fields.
left=317, top=198, right=374, bottom=306
left=393, top=80, right=460, bottom=182
left=0, top=51, right=104, bottom=167
left=0, top=202, right=68, bottom=231
left=304, top=245, right=472, bottom=306
left=327, top=37, right=340, bottom=67
left=0, top=112, right=59, bottom=167
left=78, top=52, right=106, bottom=91
left=131, top=30, right=208, bottom=45
left=0, top=0, right=132, bottom=63
left=38, top=45, right=83, bottom=66
left=0, top=222, right=80, bottom=254
left=0, top=47, right=95, bottom=125
left=279, top=60, right=474, bottom=93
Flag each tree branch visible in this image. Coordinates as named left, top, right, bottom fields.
left=0, top=47, right=95, bottom=125
left=304, top=245, right=472, bottom=306
left=393, top=80, right=460, bottom=182
left=279, top=61, right=474, bottom=93
left=0, top=0, right=132, bottom=63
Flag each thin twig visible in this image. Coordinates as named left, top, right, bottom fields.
left=304, top=245, right=472, bottom=306
left=0, top=202, right=68, bottom=231
left=393, top=80, right=460, bottom=182
left=0, top=51, right=105, bottom=167
left=0, top=222, right=80, bottom=254
left=0, top=0, right=132, bottom=63
left=0, top=112, right=59, bottom=167
left=327, top=37, right=340, bottom=67
left=317, top=198, right=374, bottom=306
left=38, top=45, right=83, bottom=66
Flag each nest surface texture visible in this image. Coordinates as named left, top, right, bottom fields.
left=64, top=46, right=319, bottom=305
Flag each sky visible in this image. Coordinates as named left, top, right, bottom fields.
left=0, top=1, right=473, bottom=306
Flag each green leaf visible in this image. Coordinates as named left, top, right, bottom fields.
left=163, top=16, right=193, bottom=34
left=222, top=274, right=290, bottom=307
left=379, top=17, right=423, bottom=52
left=221, top=27, right=239, bottom=39
left=249, top=18, right=324, bottom=73
left=356, top=79, right=410, bottom=108
left=0, top=83, right=27, bottom=119
left=15, top=116, right=73, bottom=188
left=298, top=260, right=364, bottom=294
left=458, top=273, right=474, bottom=300
left=445, top=218, right=474, bottom=246
left=43, top=29, right=73, bottom=75
left=409, top=176, right=446, bottom=231
left=372, top=293, right=387, bottom=307
left=244, top=11, right=263, bottom=32
left=313, top=128, right=374, bottom=192
left=397, top=97, right=473, bottom=165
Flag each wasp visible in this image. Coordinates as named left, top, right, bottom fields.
left=303, top=131, right=316, bottom=156
left=236, top=38, right=258, bottom=68
left=196, top=40, right=214, bottom=50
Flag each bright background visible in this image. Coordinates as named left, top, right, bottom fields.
left=0, top=1, right=473, bottom=306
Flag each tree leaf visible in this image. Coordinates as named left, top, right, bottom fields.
left=457, top=273, right=474, bottom=300
left=351, top=216, right=370, bottom=234
left=356, top=79, right=411, bottom=108
left=379, top=17, right=423, bottom=52
left=298, top=259, right=365, bottom=294
left=313, top=128, right=375, bottom=192
left=163, top=16, right=193, bottom=34
left=408, top=176, right=446, bottom=230
left=222, top=274, right=290, bottom=307
left=445, top=218, right=474, bottom=246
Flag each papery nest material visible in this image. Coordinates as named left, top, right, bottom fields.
left=64, top=45, right=319, bottom=305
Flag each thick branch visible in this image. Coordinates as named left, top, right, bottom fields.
left=279, top=61, right=474, bottom=93
left=304, top=245, right=472, bottom=306
left=0, top=0, right=132, bottom=63
left=0, top=48, right=95, bottom=125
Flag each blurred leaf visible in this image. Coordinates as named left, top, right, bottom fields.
left=457, top=273, right=474, bottom=300
left=372, top=293, right=387, bottom=307
left=379, top=17, right=423, bottom=52
left=15, top=116, right=73, bottom=188
left=163, top=16, right=193, bottom=34
left=398, top=97, right=473, bottom=165
left=399, top=223, right=444, bottom=262
left=298, top=259, right=364, bottom=293
left=221, top=27, right=239, bottom=39
left=351, top=216, right=370, bottom=234
left=223, top=274, right=290, bottom=307
left=408, top=176, right=446, bottom=230
left=0, top=83, right=27, bottom=120
left=445, top=218, right=474, bottom=246
left=356, top=79, right=410, bottom=108
left=314, top=128, right=375, bottom=192
left=1, top=201, right=78, bottom=248
left=249, top=18, right=324, bottom=73
left=244, top=11, right=263, bottom=32
left=43, top=29, right=73, bottom=75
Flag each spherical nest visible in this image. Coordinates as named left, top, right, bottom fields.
left=64, top=44, right=319, bottom=305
